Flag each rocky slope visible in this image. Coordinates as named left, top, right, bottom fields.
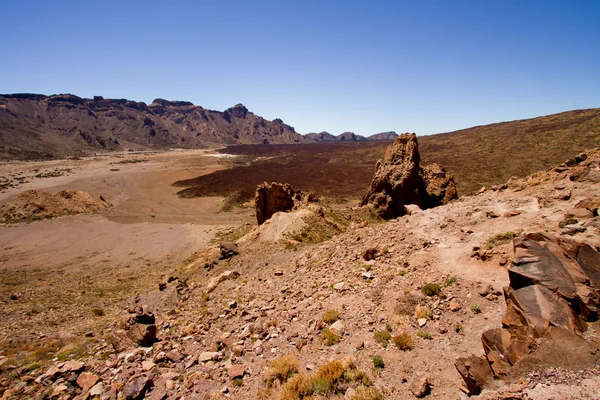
left=1, top=148, right=598, bottom=399
left=0, top=94, right=307, bottom=159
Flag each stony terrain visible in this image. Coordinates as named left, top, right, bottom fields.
left=1, top=142, right=597, bottom=399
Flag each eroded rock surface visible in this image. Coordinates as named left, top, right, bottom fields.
left=457, top=233, right=600, bottom=394
left=254, top=182, right=316, bottom=225
left=360, top=133, right=457, bottom=219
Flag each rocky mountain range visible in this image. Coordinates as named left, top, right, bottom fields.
left=0, top=94, right=307, bottom=159
left=305, top=131, right=398, bottom=142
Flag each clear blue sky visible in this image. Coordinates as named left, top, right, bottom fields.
left=2, top=1, right=599, bottom=136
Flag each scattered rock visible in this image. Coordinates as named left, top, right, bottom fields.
left=76, top=372, right=99, bottom=391
left=410, top=376, right=430, bottom=397
left=122, top=376, right=152, bottom=400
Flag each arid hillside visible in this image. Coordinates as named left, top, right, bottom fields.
left=0, top=94, right=306, bottom=160
left=419, top=108, right=600, bottom=194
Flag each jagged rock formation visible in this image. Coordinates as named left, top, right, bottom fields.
left=0, top=94, right=307, bottom=159
left=360, top=133, right=458, bottom=219
left=456, top=232, right=600, bottom=394
left=254, top=182, right=316, bottom=225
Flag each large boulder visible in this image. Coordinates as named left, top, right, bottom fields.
left=456, top=233, right=600, bottom=394
left=419, top=163, right=458, bottom=209
left=360, top=133, right=457, bottom=219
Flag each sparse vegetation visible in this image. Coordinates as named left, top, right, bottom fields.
left=421, top=283, right=441, bottom=297
left=470, top=304, right=482, bottom=314
left=321, top=328, right=340, bottom=346
left=372, top=355, right=385, bottom=369
left=373, top=329, right=391, bottom=347
left=415, top=305, right=433, bottom=320
left=484, top=231, right=517, bottom=249
left=264, top=354, right=299, bottom=387
left=444, top=276, right=457, bottom=287
left=454, top=322, right=463, bottom=333
left=276, top=358, right=381, bottom=400
left=417, top=330, right=432, bottom=340
left=393, top=331, right=413, bottom=350
left=322, top=309, right=341, bottom=324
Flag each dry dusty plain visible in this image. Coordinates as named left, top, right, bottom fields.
left=0, top=149, right=255, bottom=358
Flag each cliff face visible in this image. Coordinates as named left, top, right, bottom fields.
left=0, top=94, right=308, bottom=159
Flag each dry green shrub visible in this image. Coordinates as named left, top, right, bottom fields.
left=280, top=373, right=313, bottom=400
left=317, top=360, right=345, bottom=385
left=417, top=330, right=432, bottom=340
left=415, top=305, right=433, bottom=320
left=421, top=283, right=441, bottom=296
left=373, top=329, right=391, bottom=347
left=264, top=354, right=299, bottom=387
left=485, top=231, right=517, bottom=249
left=351, top=387, right=385, bottom=400
left=372, top=355, right=384, bottom=369
left=393, top=331, right=413, bottom=350
left=279, top=358, right=374, bottom=400
left=470, top=304, right=482, bottom=314
left=321, top=328, right=340, bottom=346
left=322, top=309, right=341, bottom=324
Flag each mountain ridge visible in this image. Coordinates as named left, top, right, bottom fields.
left=0, top=93, right=307, bottom=159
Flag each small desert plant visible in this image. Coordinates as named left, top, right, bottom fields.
left=351, top=387, right=384, bottom=400
left=470, top=304, right=482, bottom=314
left=232, top=378, right=243, bottom=387
left=322, top=309, right=341, bottom=324
left=415, top=305, right=433, bottom=320
left=91, top=308, right=105, bottom=317
left=393, top=331, right=413, bottom=350
left=373, top=329, right=391, bottom=347
left=280, top=373, right=313, bottom=400
left=398, top=270, right=406, bottom=276
left=263, top=354, right=299, bottom=386
left=322, top=328, right=340, bottom=346
left=444, top=276, right=457, bottom=287
left=454, top=322, right=463, bottom=333
left=311, top=377, right=330, bottom=394
left=417, top=330, right=432, bottom=340
left=317, top=360, right=345, bottom=385
left=372, top=355, right=384, bottom=369
left=421, top=283, right=441, bottom=296
left=485, top=231, right=517, bottom=249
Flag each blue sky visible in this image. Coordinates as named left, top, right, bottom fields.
left=1, top=1, right=599, bottom=136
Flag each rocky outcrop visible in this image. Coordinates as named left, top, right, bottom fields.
left=456, top=233, right=600, bottom=394
left=360, top=133, right=457, bottom=219
left=254, top=182, right=316, bottom=225
left=111, top=303, right=157, bottom=352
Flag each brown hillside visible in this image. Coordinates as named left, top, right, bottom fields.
left=419, top=108, right=600, bottom=194
left=0, top=94, right=306, bottom=160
